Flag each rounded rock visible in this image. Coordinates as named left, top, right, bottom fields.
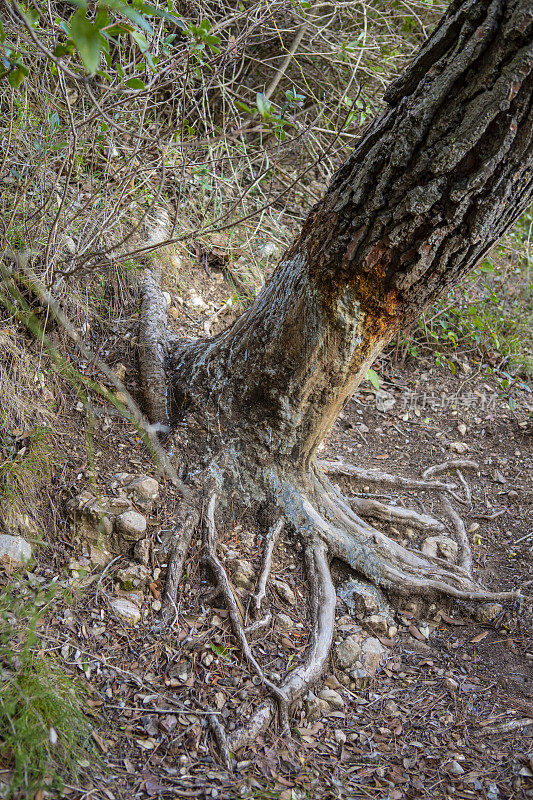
left=0, top=534, right=32, bottom=570
left=110, top=597, right=141, bottom=625
left=115, top=510, right=147, bottom=541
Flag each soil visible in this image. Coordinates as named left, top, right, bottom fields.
left=2, top=253, right=532, bottom=800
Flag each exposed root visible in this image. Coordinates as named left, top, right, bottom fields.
left=252, top=519, right=284, bottom=613
left=422, top=459, right=479, bottom=480
left=228, top=540, right=336, bottom=754
left=441, top=495, right=473, bottom=577
left=319, top=459, right=458, bottom=492
left=162, top=508, right=200, bottom=622
left=207, top=713, right=232, bottom=771
left=157, top=458, right=520, bottom=765
left=203, top=494, right=286, bottom=708
left=139, top=268, right=171, bottom=427
left=304, top=466, right=519, bottom=603
left=245, top=613, right=272, bottom=636
left=348, top=495, right=445, bottom=532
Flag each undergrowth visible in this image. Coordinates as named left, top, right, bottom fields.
left=394, top=205, right=533, bottom=405
left=0, top=582, right=94, bottom=796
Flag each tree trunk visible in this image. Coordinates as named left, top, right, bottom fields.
left=169, top=0, right=532, bottom=465
left=143, top=0, right=531, bottom=755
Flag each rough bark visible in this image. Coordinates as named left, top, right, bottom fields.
left=167, top=0, right=532, bottom=465
left=138, top=0, right=531, bottom=757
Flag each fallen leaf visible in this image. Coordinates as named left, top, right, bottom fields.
left=408, top=624, right=426, bottom=641
left=470, top=631, right=489, bottom=643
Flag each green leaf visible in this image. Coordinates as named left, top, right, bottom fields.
left=0, top=18, right=5, bottom=43
left=8, top=65, right=27, bottom=88
left=365, top=368, right=380, bottom=390
left=256, top=92, right=271, bottom=117
left=53, top=43, right=75, bottom=57
left=125, top=77, right=145, bottom=89
left=103, top=0, right=154, bottom=34
left=235, top=100, right=253, bottom=114
left=69, top=10, right=102, bottom=73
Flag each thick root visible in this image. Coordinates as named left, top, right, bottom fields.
left=228, top=540, right=336, bottom=753
left=138, top=268, right=171, bottom=427
left=349, top=495, right=445, bottom=532
left=159, top=456, right=521, bottom=765
left=162, top=508, right=200, bottom=622
left=252, top=519, right=283, bottom=613
left=319, top=459, right=458, bottom=492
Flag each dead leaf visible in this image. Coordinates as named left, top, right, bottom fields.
left=408, top=624, right=426, bottom=641
left=439, top=612, right=467, bottom=626
left=470, top=631, right=489, bottom=643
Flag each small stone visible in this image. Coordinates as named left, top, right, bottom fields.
left=116, top=563, right=151, bottom=589
left=365, top=613, right=391, bottom=635
left=449, top=760, right=465, bottom=775
left=335, top=635, right=363, bottom=671
left=273, top=580, right=296, bottom=606
left=334, top=729, right=347, bottom=745
left=457, top=423, right=467, bottom=436
left=151, top=599, right=162, bottom=612
left=228, top=558, right=254, bottom=590
left=449, top=441, right=469, bottom=454
left=202, top=651, right=214, bottom=667
left=110, top=598, right=141, bottom=625
left=361, top=637, right=387, bottom=674
left=305, top=692, right=329, bottom=721
left=126, top=476, right=159, bottom=509
left=336, top=633, right=386, bottom=675
left=507, top=490, right=518, bottom=501
left=349, top=667, right=369, bottom=688
left=444, top=677, right=459, bottom=691
left=188, top=291, right=208, bottom=311
left=475, top=603, right=503, bottom=624
left=493, top=470, right=506, bottom=484
left=134, top=538, right=151, bottom=566
left=324, top=675, right=341, bottom=690
left=276, top=613, right=294, bottom=631
left=0, top=535, right=32, bottom=570
left=115, top=510, right=147, bottom=541
left=422, top=535, right=458, bottom=563
left=318, top=688, right=344, bottom=710
left=467, top=522, right=480, bottom=533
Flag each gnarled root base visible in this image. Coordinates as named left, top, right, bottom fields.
left=158, top=452, right=521, bottom=764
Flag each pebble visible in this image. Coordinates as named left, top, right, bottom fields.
left=110, top=598, right=141, bottom=625
left=305, top=692, right=329, bottom=721
left=273, top=580, right=296, bottom=606
left=115, top=510, right=147, bottom=540
left=318, top=688, right=344, bottom=710
left=0, top=535, right=32, bottom=569
left=449, top=760, right=465, bottom=775
left=422, top=535, right=458, bottom=563
left=334, top=729, right=347, bottom=745
left=475, top=603, right=503, bottom=624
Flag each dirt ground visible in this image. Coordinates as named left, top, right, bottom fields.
left=4, top=257, right=532, bottom=800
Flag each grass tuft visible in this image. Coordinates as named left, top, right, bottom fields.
left=0, top=582, right=95, bottom=796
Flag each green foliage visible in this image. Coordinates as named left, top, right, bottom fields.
left=365, top=368, right=380, bottom=390
left=398, top=205, right=533, bottom=407
left=0, top=581, right=94, bottom=795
